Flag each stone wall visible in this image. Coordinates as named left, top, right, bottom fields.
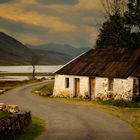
left=0, top=110, right=31, bottom=140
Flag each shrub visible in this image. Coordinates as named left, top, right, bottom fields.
left=98, top=99, right=140, bottom=108
left=34, top=82, right=54, bottom=97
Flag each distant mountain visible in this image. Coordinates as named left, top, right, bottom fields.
left=32, top=49, right=72, bottom=65
left=0, top=32, right=32, bottom=65
left=0, top=32, right=91, bottom=65
left=27, top=43, right=91, bottom=57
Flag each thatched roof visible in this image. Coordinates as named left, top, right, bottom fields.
left=55, top=48, right=140, bottom=78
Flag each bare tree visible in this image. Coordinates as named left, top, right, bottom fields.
left=100, top=0, right=127, bottom=18
left=30, top=53, right=39, bottom=80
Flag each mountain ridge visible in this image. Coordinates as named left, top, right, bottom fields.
left=0, top=32, right=91, bottom=65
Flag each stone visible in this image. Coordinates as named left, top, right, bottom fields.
left=7, top=105, right=20, bottom=113
left=0, top=103, right=6, bottom=111
left=0, top=89, right=5, bottom=94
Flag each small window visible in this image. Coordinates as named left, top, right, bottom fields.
left=108, top=79, right=113, bottom=91
left=65, top=78, right=69, bottom=88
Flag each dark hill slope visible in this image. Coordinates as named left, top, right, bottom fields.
left=0, top=32, right=74, bottom=65
left=0, top=32, right=32, bottom=65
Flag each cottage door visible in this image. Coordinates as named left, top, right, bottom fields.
left=90, top=78, right=95, bottom=99
left=75, top=78, right=80, bottom=97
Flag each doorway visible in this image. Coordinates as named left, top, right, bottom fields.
left=75, top=78, right=80, bottom=97
left=89, top=78, right=95, bottom=99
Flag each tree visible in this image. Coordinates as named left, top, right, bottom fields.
left=96, top=0, right=132, bottom=48
left=96, top=10, right=129, bottom=48
left=125, top=0, right=140, bottom=31
left=30, top=53, right=39, bottom=79
left=124, top=0, right=140, bottom=47
left=100, top=0, right=127, bottom=18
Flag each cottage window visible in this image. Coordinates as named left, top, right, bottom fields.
left=65, top=78, right=69, bottom=88
left=108, top=79, right=113, bottom=91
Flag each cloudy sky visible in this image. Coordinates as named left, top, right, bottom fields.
left=0, top=0, right=103, bottom=48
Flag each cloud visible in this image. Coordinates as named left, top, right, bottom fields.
left=0, top=0, right=101, bottom=47
left=36, top=0, right=79, bottom=5
left=0, top=17, right=49, bottom=34
left=23, top=3, right=102, bottom=28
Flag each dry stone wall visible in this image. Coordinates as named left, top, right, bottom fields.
left=0, top=110, right=31, bottom=140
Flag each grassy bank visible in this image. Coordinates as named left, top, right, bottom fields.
left=32, top=82, right=54, bottom=97
left=0, top=111, right=10, bottom=118
left=32, top=82, right=140, bottom=140
left=0, top=79, right=42, bottom=93
left=15, top=116, right=46, bottom=140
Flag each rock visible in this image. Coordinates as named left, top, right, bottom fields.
left=0, top=103, right=6, bottom=111
left=0, top=89, right=5, bottom=94
left=7, top=105, right=20, bottom=113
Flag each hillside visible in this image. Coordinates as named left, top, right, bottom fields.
left=0, top=32, right=91, bottom=65
left=0, top=32, right=32, bottom=65
left=27, top=43, right=90, bottom=57
left=32, top=49, right=72, bottom=65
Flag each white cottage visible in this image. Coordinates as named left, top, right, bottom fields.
left=53, top=48, right=140, bottom=100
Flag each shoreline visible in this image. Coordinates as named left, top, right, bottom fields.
left=0, top=73, right=54, bottom=76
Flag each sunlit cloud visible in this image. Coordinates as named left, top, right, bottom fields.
left=0, top=0, right=103, bottom=47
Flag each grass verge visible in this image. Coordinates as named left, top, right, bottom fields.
left=0, top=79, right=42, bottom=93
left=15, top=116, right=46, bottom=140
left=0, top=111, right=10, bottom=118
left=32, top=81, right=54, bottom=97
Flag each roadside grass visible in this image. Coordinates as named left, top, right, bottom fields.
left=0, top=111, right=10, bottom=118
left=98, top=99, right=140, bottom=108
left=32, top=81, right=54, bottom=97
left=15, top=116, right=46, bottom=140
left=32, top=81, right=140, bottom=140
left=0, top=79, right=42, bottom=93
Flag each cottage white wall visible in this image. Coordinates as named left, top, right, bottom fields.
left=113, top=77, right=134, bottom=100
left=79, top=77, right=89, bottom=97
left=95, top=77, right=108, bottom=97
left=53, top=74, right=89, bottom=98
left=54, top=75, right=136, bottom=100
left=95, top=77, right=134, bottom=100
left=53, top=75, right=73, bottom=97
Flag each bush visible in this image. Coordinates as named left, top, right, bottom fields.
left=98, top=99, right=140, bottom=108
left=33, top=82, right=54, bottom=97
